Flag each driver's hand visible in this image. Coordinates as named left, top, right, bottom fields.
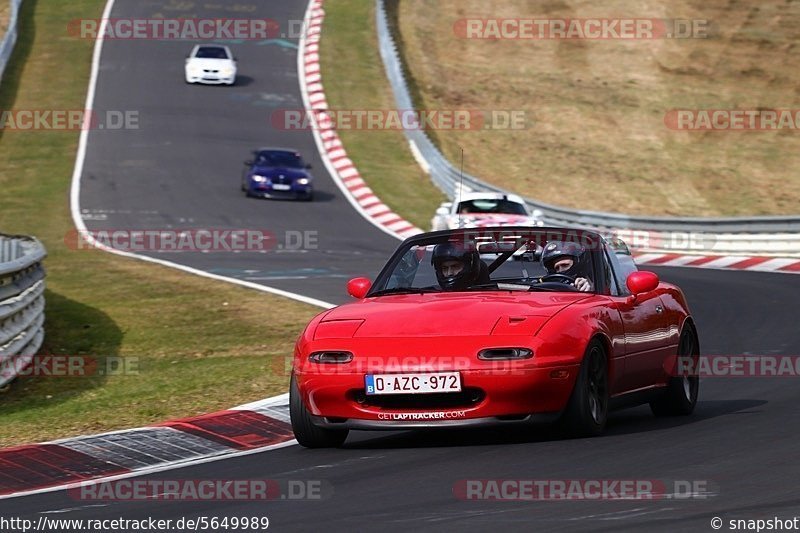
left=575, top=277, right=594, bottom=292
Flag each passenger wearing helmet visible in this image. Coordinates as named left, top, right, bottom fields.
left=540, top=241, right=594, bottom=292
left=431, top=242, right=489, bottom=291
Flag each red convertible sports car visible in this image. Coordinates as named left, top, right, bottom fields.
left=290, top=227, right=700, bottom=447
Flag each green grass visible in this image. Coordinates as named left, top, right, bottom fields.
left=0, top=0, right=322, bottom=447
left=319, top=0, right=445, bottom=230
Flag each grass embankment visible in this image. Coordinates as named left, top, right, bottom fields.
left=390, top=0, right=800, bottom=217
left=320, top=0, right=446, bottom=230
left=0, top=0, right=321, bottom=447
left=0, top=2, right=9, bottom=35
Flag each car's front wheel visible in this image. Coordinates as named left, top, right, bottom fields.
left=290, top=374, right=349, bottom=448
left=560, top=339, right=608, bottom=437
left=650, top=325, right=700, bottom=416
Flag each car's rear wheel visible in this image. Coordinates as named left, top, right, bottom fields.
left=560, top=339, right=608, bottom=437
left=650, top=325, right=699, bottom=416
left=290, top=374, right=349, bottom=448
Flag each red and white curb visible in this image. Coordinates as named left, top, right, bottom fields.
left=633, top=252, right=800, bottom=274
left=299, top=0, right=423, bottom=241
left=0, top=395, right=293, bottom=499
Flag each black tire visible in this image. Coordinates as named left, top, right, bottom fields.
left=289, top=374, right=348, bottom=448
left=560, top=339, right=609, bottom=437
left=650, top=325, right=700, bottom=416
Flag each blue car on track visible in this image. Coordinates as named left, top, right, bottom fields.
left=241, top=148, right=314, bottom=201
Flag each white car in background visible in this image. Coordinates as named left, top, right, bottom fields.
left=185, top=44, right=237, bottom=85
left=431, top=192, right=544, bottom=230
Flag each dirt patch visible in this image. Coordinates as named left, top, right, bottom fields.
left=0, top=2, right=10, bottom=36
left=396, top=0, right=800, bottom=216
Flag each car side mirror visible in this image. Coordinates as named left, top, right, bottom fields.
left=244, top=160, right=253, bottom=165
left=347, top=278, right=371, bottom=299
left=305, top=163, right=313, bottom=169
left=626, top=271, right=659, bottom=295
left=435, top=207, right=449, bottom=216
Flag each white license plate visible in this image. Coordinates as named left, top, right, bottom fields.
left=272, top=184, right=291, bottom=191
left=365, top=372, right=461, bottom=395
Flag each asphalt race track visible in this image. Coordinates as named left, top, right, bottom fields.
left=5, top=266, right=800, bottom=531
left=76, top=0, right=399, bottom=305
left=4, top=0, right=800, bottom=531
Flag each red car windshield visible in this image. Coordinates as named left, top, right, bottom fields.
left=370, top=230, right=598, bottom=295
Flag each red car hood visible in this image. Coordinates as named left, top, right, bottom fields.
left=316, top=292, right=590, bottom=338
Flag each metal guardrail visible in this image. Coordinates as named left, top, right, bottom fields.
left=375, top=0, right=800, bottom=255
left=0, top=0, right=23, bottom=87
left=0, top=234, right=46, bottom=388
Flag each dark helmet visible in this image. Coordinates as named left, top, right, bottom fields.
left=541, top=241, right=588, bottom=278
left=431, top=241, right=480, bottom=290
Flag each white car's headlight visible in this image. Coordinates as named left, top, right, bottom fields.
left=252, top=175, right=269, bottom=183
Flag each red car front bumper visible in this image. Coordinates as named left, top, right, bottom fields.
left=295, top=361, right=581, bottom=429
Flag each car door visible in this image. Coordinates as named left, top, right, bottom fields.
left=603, top=245, right=670, bottom=392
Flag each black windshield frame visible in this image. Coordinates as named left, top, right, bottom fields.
left=367, top=227, right=611, bottom=296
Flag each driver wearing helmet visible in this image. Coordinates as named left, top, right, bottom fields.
left=541, top=241, right=594, bottom=292
left=431, top=241, right=489, bottom=291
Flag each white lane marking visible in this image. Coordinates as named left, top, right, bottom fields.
left=68, top=0, right=335, bottom=312
left=568, top=507, right=676, bottom=521
left=39, top=504, right=111, bottom=514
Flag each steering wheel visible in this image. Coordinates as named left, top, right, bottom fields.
left=540, top=273, right=575, bottom=285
